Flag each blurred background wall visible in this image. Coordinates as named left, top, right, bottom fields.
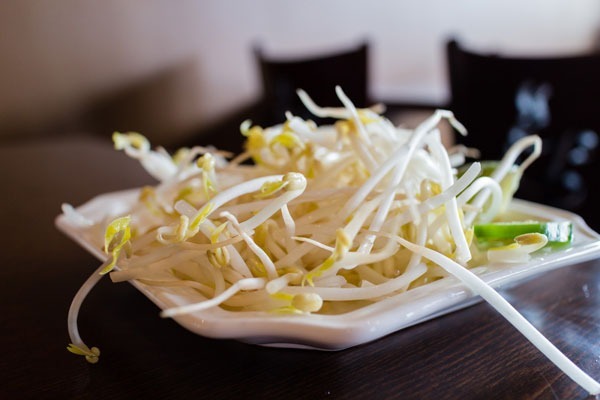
left=1, top=0, right=599, bottom=146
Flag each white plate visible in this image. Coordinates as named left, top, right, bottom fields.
left=56, top=189, right=600, bottom=350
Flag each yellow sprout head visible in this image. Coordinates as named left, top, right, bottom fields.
left=101, top=216, right=132, bottom=275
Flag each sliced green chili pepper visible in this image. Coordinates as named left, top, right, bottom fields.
left=474, top=221, right=573, bottom=248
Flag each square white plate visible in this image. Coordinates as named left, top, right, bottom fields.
left=56, top=189, right=600, bottom=350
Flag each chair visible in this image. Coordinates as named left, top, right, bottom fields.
left=254, top=42, right=369, bottom=126
left=446, top=39, right=600, bottom=229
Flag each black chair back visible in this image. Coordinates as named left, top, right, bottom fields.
left=254, top=42, right=369, bottom=125
left=447, top=39, right=600, bottom=228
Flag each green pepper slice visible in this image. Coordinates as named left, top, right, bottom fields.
left=474, top=221, right=573, bottom=248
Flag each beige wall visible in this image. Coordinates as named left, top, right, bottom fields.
left=1, top=0, right=599, bottom=144
left=0, top=1, right=210, bottom=143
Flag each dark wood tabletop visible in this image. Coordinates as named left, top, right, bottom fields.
left=1, top=136, right=599, bottom=400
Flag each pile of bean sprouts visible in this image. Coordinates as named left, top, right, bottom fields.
left=63, top=87, right=599, bottom=395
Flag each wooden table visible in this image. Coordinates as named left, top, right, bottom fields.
left=1, top=136, right=599, bottom=399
